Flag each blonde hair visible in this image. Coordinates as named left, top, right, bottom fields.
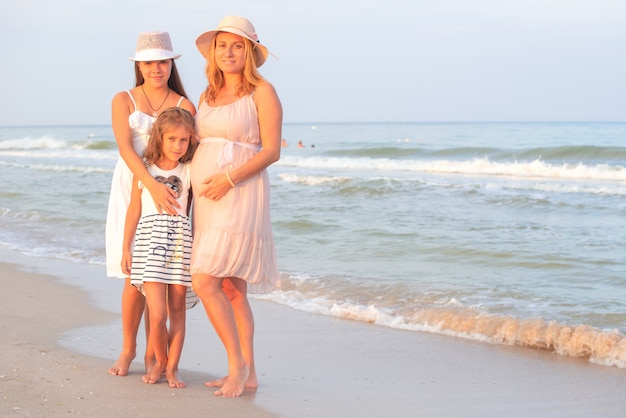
left=144, top=108, right=196, bottom=166
left=203, top=34, right=266, bottom=103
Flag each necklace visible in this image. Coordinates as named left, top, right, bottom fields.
left=141, top=85, right=170, bottom=117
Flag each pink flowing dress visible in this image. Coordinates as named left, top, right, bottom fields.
left=190, top=93, right=280, bottom=294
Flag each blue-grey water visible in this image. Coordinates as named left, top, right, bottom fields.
left=1, top=122, right=625, bottom=368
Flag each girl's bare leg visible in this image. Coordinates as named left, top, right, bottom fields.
left=192, top=274, right=249, bottom=397
left=165, top=284, right=188, bottom=388
left=142, top=282, right=168, bottom=384
left=205, top=277, right=257, bottom=389
left=109, top=278, right=144, bottom=376
left=143, top=305, right=155, bottom=374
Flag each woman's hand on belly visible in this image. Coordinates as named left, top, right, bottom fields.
left=199, top=173, right=233, bottom=201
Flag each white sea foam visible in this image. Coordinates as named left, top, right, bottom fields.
left=278, top=155, right=626, bottom=182
left=0, top=160, right=113, bottom=174
left=0, top=136, right=67, bottom=149
left=0, top=149, right=116, bottom=160
left=277, top=169, right=626, bottom=196
left=278, top=173, right=349, bottom=186
left=256, top=289, right=626, bottom=369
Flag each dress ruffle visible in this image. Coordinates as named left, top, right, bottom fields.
left=191, top=228, right=280, bottom=294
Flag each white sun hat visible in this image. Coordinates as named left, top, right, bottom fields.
left=195, top=15, right=270, bottom=67
left=129, top=31, right=181, bottom=62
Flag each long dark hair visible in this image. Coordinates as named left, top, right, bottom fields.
left=134, top=60, right=189, bottom=98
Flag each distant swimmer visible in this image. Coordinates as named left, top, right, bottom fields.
left=298, top=140, right=304, bottom=148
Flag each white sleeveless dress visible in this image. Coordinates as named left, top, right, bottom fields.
left=105, top=91, right=184, bottom=278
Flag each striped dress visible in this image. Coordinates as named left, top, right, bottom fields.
left=130, top=162, right=197, bottom=308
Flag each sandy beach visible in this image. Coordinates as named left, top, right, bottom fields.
left=1, top=246, right=626, bottom=417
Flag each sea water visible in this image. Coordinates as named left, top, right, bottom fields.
left=1, top=122, right=625, bottom=367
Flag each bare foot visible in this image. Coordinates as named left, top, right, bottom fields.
left=108, top=351, right=135, bottom=376
left=142, top=362, right=165, bottom=384
left=204, top=376, right=226, bottom=387
left=205, top=370, right=258, bottom=389
left=144, top=354, right=156, bottom=374
left=167, top=370, right=186, bottom=388
left=245, top=371, right=258, bottom=389
left=214, top=364, right=249, bottom=398
left=145, top=363, right=165, bottom=379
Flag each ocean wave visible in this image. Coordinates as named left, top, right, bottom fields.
left=0, top=207, right=45, bottom=221
left=430, top=145, right=626, bottom=162
left=410, top=307, right=626, bottom=369
left=277, top=171, right=626, bottom=197
left=256, top=284, right=626, bottom=369
left=0, top=160, right=113, bottom=174
left=314, top=144, right=626, bottom=162
left=0, top=136, right=116, bottom=151
left=278, top=155, right=626, bottom=182
left=84, top=140, right=117, bottom=150
left=0, top=136, right=67, bottom=150
left=513, top=182, right=626, bottom=196
left=512, top=145, right=626, bottom=161
left=278, top=173, right=351, bottom=186
left=0, top=237, right=105, bottom=267
left=0, top=211, right=106, bottom=267
left=332, top=146, right=430, bottom=158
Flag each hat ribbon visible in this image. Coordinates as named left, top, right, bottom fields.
left=218, top=25, right=260, bottom=42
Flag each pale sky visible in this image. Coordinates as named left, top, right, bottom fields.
left=1, top=0, right=625, bottom=126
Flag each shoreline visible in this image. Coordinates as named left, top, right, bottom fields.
left=2, top=246, right=626, bottom=417
left=0, top=253, right=274, bottom=417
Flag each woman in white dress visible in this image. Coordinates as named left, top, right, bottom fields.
left=106, top=31, right=195, bottom=376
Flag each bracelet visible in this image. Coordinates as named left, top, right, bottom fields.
left=225, top=171, right=236, bottom=188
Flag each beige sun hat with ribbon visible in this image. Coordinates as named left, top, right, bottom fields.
left=195, top=16, right=270, bottom=67
left=129, top=31, right=181, bottom=62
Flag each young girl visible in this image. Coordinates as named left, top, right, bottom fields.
left=121, top=107, right=196, bottom=388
